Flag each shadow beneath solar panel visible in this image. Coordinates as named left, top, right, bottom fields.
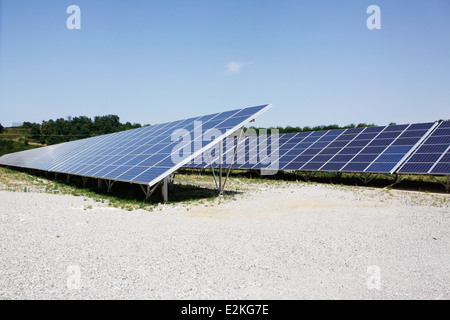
left=5, top=167, right=241, bottom=204
left=178, top=168, right=449, bottom=194
left=168, top=183, right=242, bottom=201
left=296, top=173, right=448, bottom=194
left=67, top=176, right=240, bottom=203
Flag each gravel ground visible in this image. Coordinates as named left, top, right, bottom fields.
left=0, top=182, right=449, bottom=300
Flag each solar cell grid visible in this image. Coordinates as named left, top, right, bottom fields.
left=398, top=121, right=450, bottom=175
left=364, top=122, right=436, bottom=173
left=362, top=126, right=384, bottom=133
left=182, top=121, right=447, bottom=176
left=383, top=124, right=409, bottom=132
left=285, top=129, right=346, bottom=170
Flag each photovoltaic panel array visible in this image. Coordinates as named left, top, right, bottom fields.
left=0, top=104, right=272, bottom=186
left=184, top=122, right=443, bottom=175
left=398, top=121, right=450, bottom=175
left=185, top=136, right=249, bottom=169
left=325, top=122, right=437, bottom=174
left=280, top=129, right=346, bottom=171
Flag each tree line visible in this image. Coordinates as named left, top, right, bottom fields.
left=247, top=122, right=385, bottom=135
left=23, top=115, right=142, bottom=145
left=0, top=118, right=402, bottom=148
left=0, top=115, right=144, bottom=155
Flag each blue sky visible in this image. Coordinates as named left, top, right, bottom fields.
left=0, top=0, right=449, bottom=128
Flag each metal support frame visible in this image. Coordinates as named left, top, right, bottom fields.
left=219, top=139, right=223, bottom=194
left=169, top=172, right=176, bottom=185
left=105, top=180, right=115, bottom=193
left=162, top=177, right=169, bottom=202
left=140, top=182, right=160, bottom=201
left=189, top=126, right=245, bottom=195
left=333, top=172, right=342, bottom=179
left=97, top=179, right=103, bottom=189
left=392, top=173, right=402, bottom=183
left=66, top=174, right=70, bottom=183
left=82, top=177, right=88, bottom=188
left=430, top=175, right=450, bottom=193
left=205, top=148, right=219, bottom=190
left=164, top=128, right=245, bottom=196
left=384, top=173, right=402, bottom=189
left=359, top=172, right=377, bottom=185
left=301, top=171, right=315, bottom=182
left=221, top=127, right=245, bottom=194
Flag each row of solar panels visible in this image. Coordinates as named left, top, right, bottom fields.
left=185, top=120, right=450, bottom=175
left=0, top=105, right=448, bottom=190
left=0, top=105, right=272, bottom=187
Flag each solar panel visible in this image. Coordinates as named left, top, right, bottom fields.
left=397, top=121, right=450, bottom=175
left=300, top=128, right=360, bottom=171
left=324, top=123, right=436, bottom=174
left=183, top=131, right=281, bottom=171
left=183, top=135, right=247, bottom=169
left=364, top=122, right=437, bottom=173
left=0, top=104, right=272, bottom=187
left=182, top=122, right=439, bottom=175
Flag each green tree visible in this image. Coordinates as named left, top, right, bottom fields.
left=0, top=140, right=14, bottom=156
left=0, top=123, right=4, bottom=134
left=93, top=115, right=121, bottom=135
left=30, top=123, right=41, bottom=140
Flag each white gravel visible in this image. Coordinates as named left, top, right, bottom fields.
left=0, top=182, right=449, bottom=300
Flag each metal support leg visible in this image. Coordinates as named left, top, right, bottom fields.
left=98, top=179, right=103, bottom=190
left=140, top=183, right=159, bottom=201
left=170, top=172, right=176, bottom=185
left=384, top=173, right=402, bottom=189
left=219, top=140, right=223, bottom=195
left=359, top=173, right=375, bottom=185
left=302, top=171, right=314, bottom=182
left=222, top=127, right=245, bottom=193
left=105, top=180, right=114, bottom=193
left=429, top=175, right=450, bottom=193
left=66, top=174, right=70, bottom=183
left=364, top=173, right=371, bottom=185
left=82, top=177, right=88, bottom=188
left=162, top=177, right=168, bottom=202
left=206, top=150, right=219, bottom=190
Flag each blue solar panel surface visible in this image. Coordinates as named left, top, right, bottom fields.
left=341, top=123, right=436, bottom=173
left=182, top=122, right=441, bottom=175
left=0, top=105, right=272, bottom=186
left=398, top=121, right=450, bottom=175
